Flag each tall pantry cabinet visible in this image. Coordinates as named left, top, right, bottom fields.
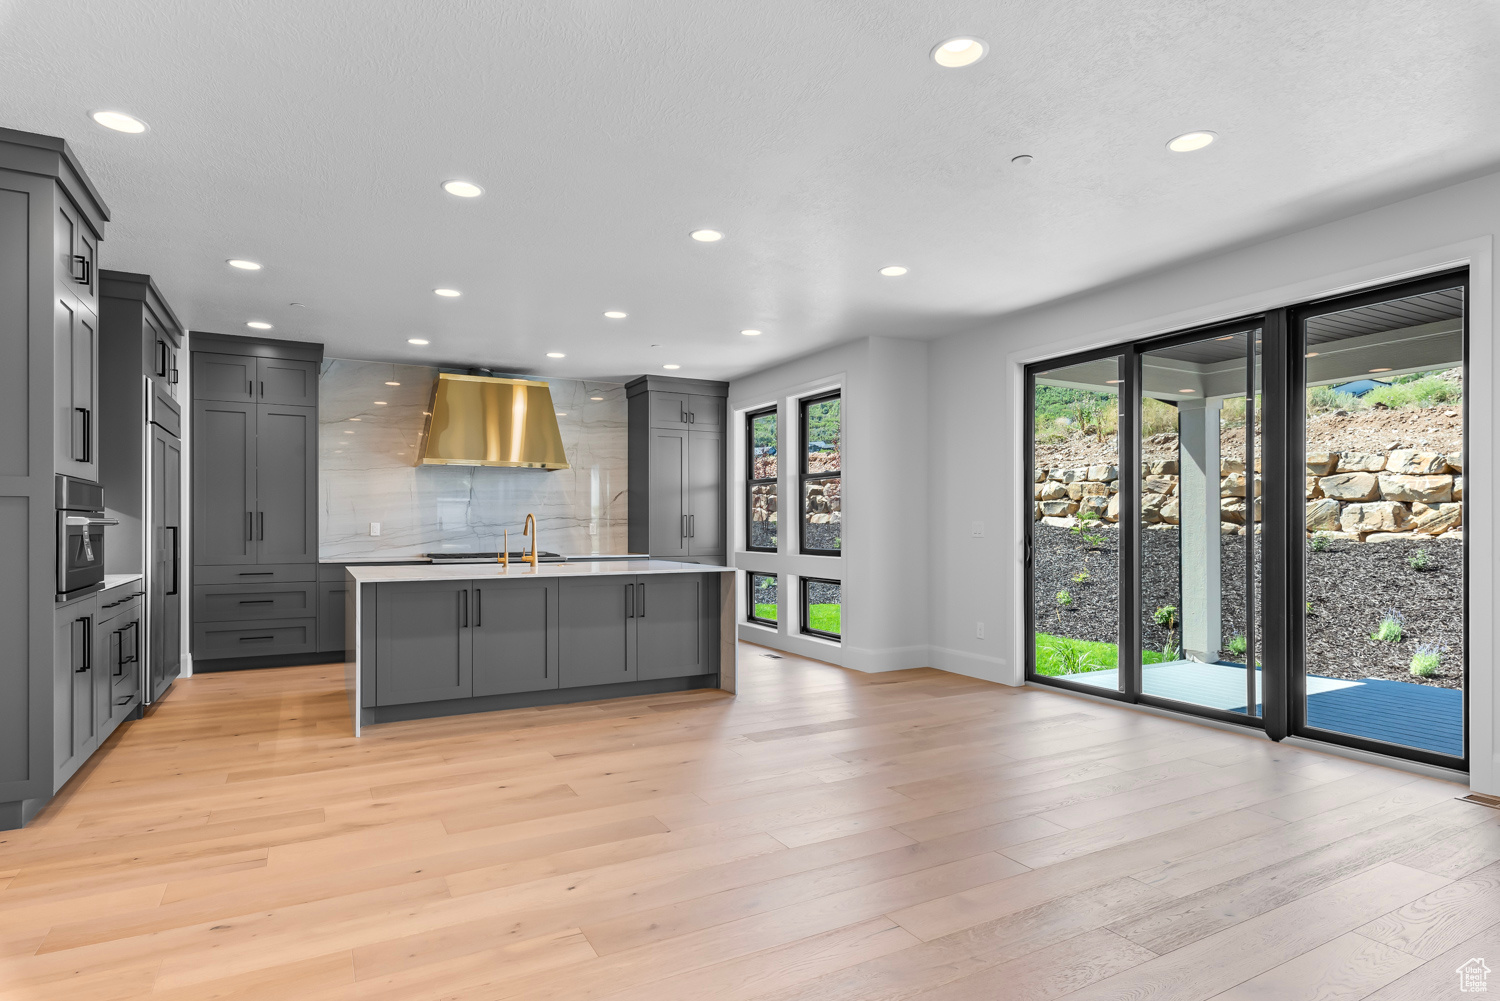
left=0, top=128, right=111, bottom=829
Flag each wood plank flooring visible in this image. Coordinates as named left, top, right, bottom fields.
left=0, top=642, right=1494, bottom=1000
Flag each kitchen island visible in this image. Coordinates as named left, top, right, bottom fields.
left=344, top=560, right=735, bottom=734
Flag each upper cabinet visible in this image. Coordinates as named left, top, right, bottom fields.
left=194, top=352, right=319, bottom=407
left=53, top=295, right=97, bottom=480
left=626, top=376, right=728, bottom=562
left=257, top=357, right=318, bottom=406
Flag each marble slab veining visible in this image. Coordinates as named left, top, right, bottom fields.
left=319, top=359, right=629, bottom=560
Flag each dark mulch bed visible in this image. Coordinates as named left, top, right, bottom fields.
left=1031, top=524, right=1463, bottom=688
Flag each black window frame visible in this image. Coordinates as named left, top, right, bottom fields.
left=800, top=576, right=842, bottom=640
left=798, top=390, right=842, bottom=557
left=746, top=571, right=778, bottom=627
left=745, top=405, right=778, bottom=554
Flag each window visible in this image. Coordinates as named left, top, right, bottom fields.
left=799, top=391, right=841, bottom=555
left=746, top=406, right=778, bottom=552
left=747, top=572, right=778, bottom=626
left=801, top=577, right=842, bottom=640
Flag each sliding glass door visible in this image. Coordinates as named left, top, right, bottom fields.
left=1024, top=269, right=1468, bottom=770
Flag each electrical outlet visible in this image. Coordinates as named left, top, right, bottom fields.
left=976, top=621, right=985, bottom=639
left=971, top=521, right=985, bottom=538
left=370, top=522, right=381, bottom=537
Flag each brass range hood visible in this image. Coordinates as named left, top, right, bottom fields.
left=418, top=373, right=570, bottom=469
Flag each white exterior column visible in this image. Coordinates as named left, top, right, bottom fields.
left=1178, top=398, right=1221, bottom=663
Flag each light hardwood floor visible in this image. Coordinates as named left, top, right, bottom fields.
left=1, top=643, right=1495, bottom=1000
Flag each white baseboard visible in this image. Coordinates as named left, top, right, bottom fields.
left=839, top=644, right=932, bottom=674
left=180, top=654, right=193, bottom=678
left=928, top=645, right=1020, bottom=686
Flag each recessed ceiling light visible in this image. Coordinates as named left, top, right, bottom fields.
left=547, top=352, right=566, bottom=358
left=343, top=430, right=354, bottom=434
left=663, top=364, right=681, bottom=370
left=290, top=302, right=307, bottom=308
left=1215, top=335, right=1235, bottom=341
left=1011, top=155, right=1033, bottom=165
left=590, top=396, right=604, bottom=401
left=1105, top=379, right=1122, bottom=385
left=433, top=288, right=461, bottom=297
left=385, top=381, right=400, bottom=386
left=690, top=229, right=723, bottom=242
left=1179, top=389, right=1196, bottom=393
left=373, top=401, right=388, bottom=405
left=879, top=265, right=908, bottom=277
left=603, top=311, right=628, bottom=319
left=931, top=37, right=988, bottom=68
left=741, top=329, right=762, bottom=336
left=555, top=412, right=567, bottom=416
left=90, top=110, right=148, bottom=133
left=1305, top=352, right=1319, bottom=358
left=246, top=321, right=272, bottom=330
left=407, top=338, right=430, bottom=345
left=349, top=418, right=362, bottom=422
left=1167, top=131, right=1217, bottom=152
left=227, top=259, right=262, bottom=270
left=1369, top=367, right=1393, bottom=373
left=442, top=180, right=483, bottom=198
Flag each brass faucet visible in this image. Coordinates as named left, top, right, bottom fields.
left=523, top=513, right=538, bottom=568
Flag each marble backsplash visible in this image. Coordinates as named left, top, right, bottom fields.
left=319, top=359, right=629, bottom=559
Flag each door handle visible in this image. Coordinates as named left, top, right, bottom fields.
left=75, top=617, right=91, bottom=672
left=166, top=526, right=179, bottom=595
left=259, top=381, right=265, bottom=398
left=157, top=341, right=168, bottom=378
left=681, top=514, right=687, bottom=540
left=626, top=583, right=635, bottom=618
left=238, top=635, right=275, bottom=642
left=689, top=515, right=695, bottom=537
left=246, top=511, right=253, bottom=542
left=637, top=583, right=645, bottom=618
left=71, top=254, right=91, bottom=286
left=73, top=407, right=91, bottom=462
left=474, top=589, right=481, bottom=628
left=238, top=599, right=274, bottom=604
left=257, top=511, right=265, bottom=541
left=112, top=629, right=123, bottom=676
left=460, top=589, right=468, bottom=627
left=689, top=412, right=695, bottom=424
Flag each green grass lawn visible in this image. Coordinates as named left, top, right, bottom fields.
left=1034, top=632, right=1164, bottom=676
left=754, top=603, right=841, bottom=636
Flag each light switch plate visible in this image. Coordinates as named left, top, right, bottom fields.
left=370, top=522, right=381, bottom=536
left=971, top=521, right=985, bottom=538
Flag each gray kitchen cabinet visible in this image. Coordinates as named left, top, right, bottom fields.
left=558, top=576, right=638, bottom=688
left=1, top=129, right=110, bottom=829
left=192, top=618, right=317, bottom=660
left=374, top=581, right=473, bottom=704
left=635, top=574, right=709, bottom=680
left=254, top=405, right=317, bottom=563
left=472, top=578, right=560, bottom=696
left=105, top=600, right=142, bottom=725
left=192, top=399, right=256, bottom=565
left=52, top=599, right=97, bottom=789
left=193, top=351, right=256, bottom=403
left=146, top=310, right=181, bottom=402
left=194, top=581, right=317, bottom=621
left=627, top=377, right=728, bottom=562
left=317, top=579, right=348, bottom=653
left=53, top=293, right=97, bottom=479
left=256, top=357, right=318, bottom=406
left=686, top=431, right=724, bottom=556
left=149, top=421, right=182, bottom=702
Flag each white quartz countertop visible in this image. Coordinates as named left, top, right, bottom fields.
left=345, top=559, right=732, bottom=583
left=322, top=553, right=650, bottom=565
left=102, top=573, right=144, bottom=590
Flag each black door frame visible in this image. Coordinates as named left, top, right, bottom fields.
left=1024, top=268, right=1469, bottom=770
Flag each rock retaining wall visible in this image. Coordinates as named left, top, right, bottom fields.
left=1034, top=449, right=1464, bottom=542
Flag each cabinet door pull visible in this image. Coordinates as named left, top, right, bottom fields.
left=257, top=511, right=265, bottom=541
left=681, top=514, right=687, bottom=540
left=238, top=570, right=272, bottom=576
left=245, top=511, right=253, bottom=542
left=460, top=589, right=468, bottom=627
left=73, top=407, right=91, bottom=463
left=626, top=583, right=634, bottom=618
left=71, top=254, right=91, bottom=286
left=238, top=635, right=274, bottom=642
left=689, top=514, right=695, bottom=537
left=638, top=583, right=645, bottom=618
left=474, top=589, right=481, bottom=628
left=689, top=411, right=695, bottom=424
left=75, top=617, right=91, bottom=671
left=247, top=380, right=253, bottom=397
left=166, top=526, right=179, bottom=595
left=259, top=381, right=265, bottom=398
left=238, top=599, right=274, bottom=604
left=157, top=341, right=168, bottom=378
left=170, top=366, right=179, bottom=385
left=112, top=629, right=124, bottom=676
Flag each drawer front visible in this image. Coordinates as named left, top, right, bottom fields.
left=194, top=563, right=317, bottom=585
left=98, top=591, right=144, bottom=617
left=317, top=579, right=348, bottom=652
left=194, top=582, right=317, bottom=622
left=193, top=617, right=317, bottom=660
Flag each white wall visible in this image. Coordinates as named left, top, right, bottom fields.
left=728, top=336, right=930, bottom=671
left=926, top=168, right=1498, bottom=794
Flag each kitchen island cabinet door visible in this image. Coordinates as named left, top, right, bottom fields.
left=192, top=400, right=256, bottom=565
left=558, top=577, right=637, bottom=688
left=635, top=574, right=710, bottom=680
left=472, top=578, right=559, bottom=696
left=374, top=582, right=473, bottom=705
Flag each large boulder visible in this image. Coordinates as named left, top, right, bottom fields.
left=1160, top=498, right=1180, bottom=525
left=1144, top=475, right=1176, bottom=494
left=1337, top=452, right=1386, bottom=472
left=1080, top=495, right=1111, bottom=518
left=1221, top=497, right=1246, bottom=525
left=1378, top=473, right=1452, bottom=504
left=1087, top=464, right=1118, bottom=482
left=1039, top=481, right=1068, bottom=501
left=1306, top=452, right=1339, bottom=476
left=1149, top=459, right=1179, bottom=475
left=1340, top=501, right=1414, bottom=535
left=1221, top=473, right=1246, bottom=498
left=1387, top=450, right=1448, bottom=475
left=1413, top=502, right=1462, bottom=535
left=1049, top=467, right=1078, bottom=483
left=1306, top=476, right=1323, bottom=499
left=1035, top=468, right=1047, bottom=483
left=1081, top=481, right=1110, bottom=497
left=1221, top=457, right=1245, bottom=475
left=1319, top=472, right=1380, bottom=502
left=1454, top=475, right=1464, bottom=501
left=1448, top=451, right=1464, bottom=472
left=1105, top=494, right=1121, bottom=522
left=1041, top=516, right=1077, bottom=529
left=1040, top=499, right=1079, bottom=517
left=1141, top=494, right=1165, bottom=524
left=1305, top=498, right=1341, bottom=532
left=1066, top=482, right=1086, bottom=501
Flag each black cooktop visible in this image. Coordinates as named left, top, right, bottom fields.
left=424, top=551, right=563, bottom=562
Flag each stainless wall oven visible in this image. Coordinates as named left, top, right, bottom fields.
left=56, top=475, right=116, bottom=601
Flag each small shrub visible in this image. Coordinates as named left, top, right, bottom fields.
left=1140, top=397, right=1179, bottom=438
left=1153, top=605, right=1180, bottom=661
left=1071, top=569, right=1091, bottom=585
left=1308, top=385, right=1361, bottom=413
left=1409, top=644, right=1441, bottom=678
left=1309, top=534, right=1330, bottom=553
left=1363, top=373, right=1461, bottom=410
left=1056, top=589, right=1073, bottom=607
left=1227, top=634, right=1248, bottom=656
left=1306, top=600, right=1315, bottom=616
left=1370, top=610, right=1405, bottom=644
left=1408, top=550, right=1432, bottom=572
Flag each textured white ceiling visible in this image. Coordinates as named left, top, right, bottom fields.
left=2, top=0, right=1498, bottom=381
